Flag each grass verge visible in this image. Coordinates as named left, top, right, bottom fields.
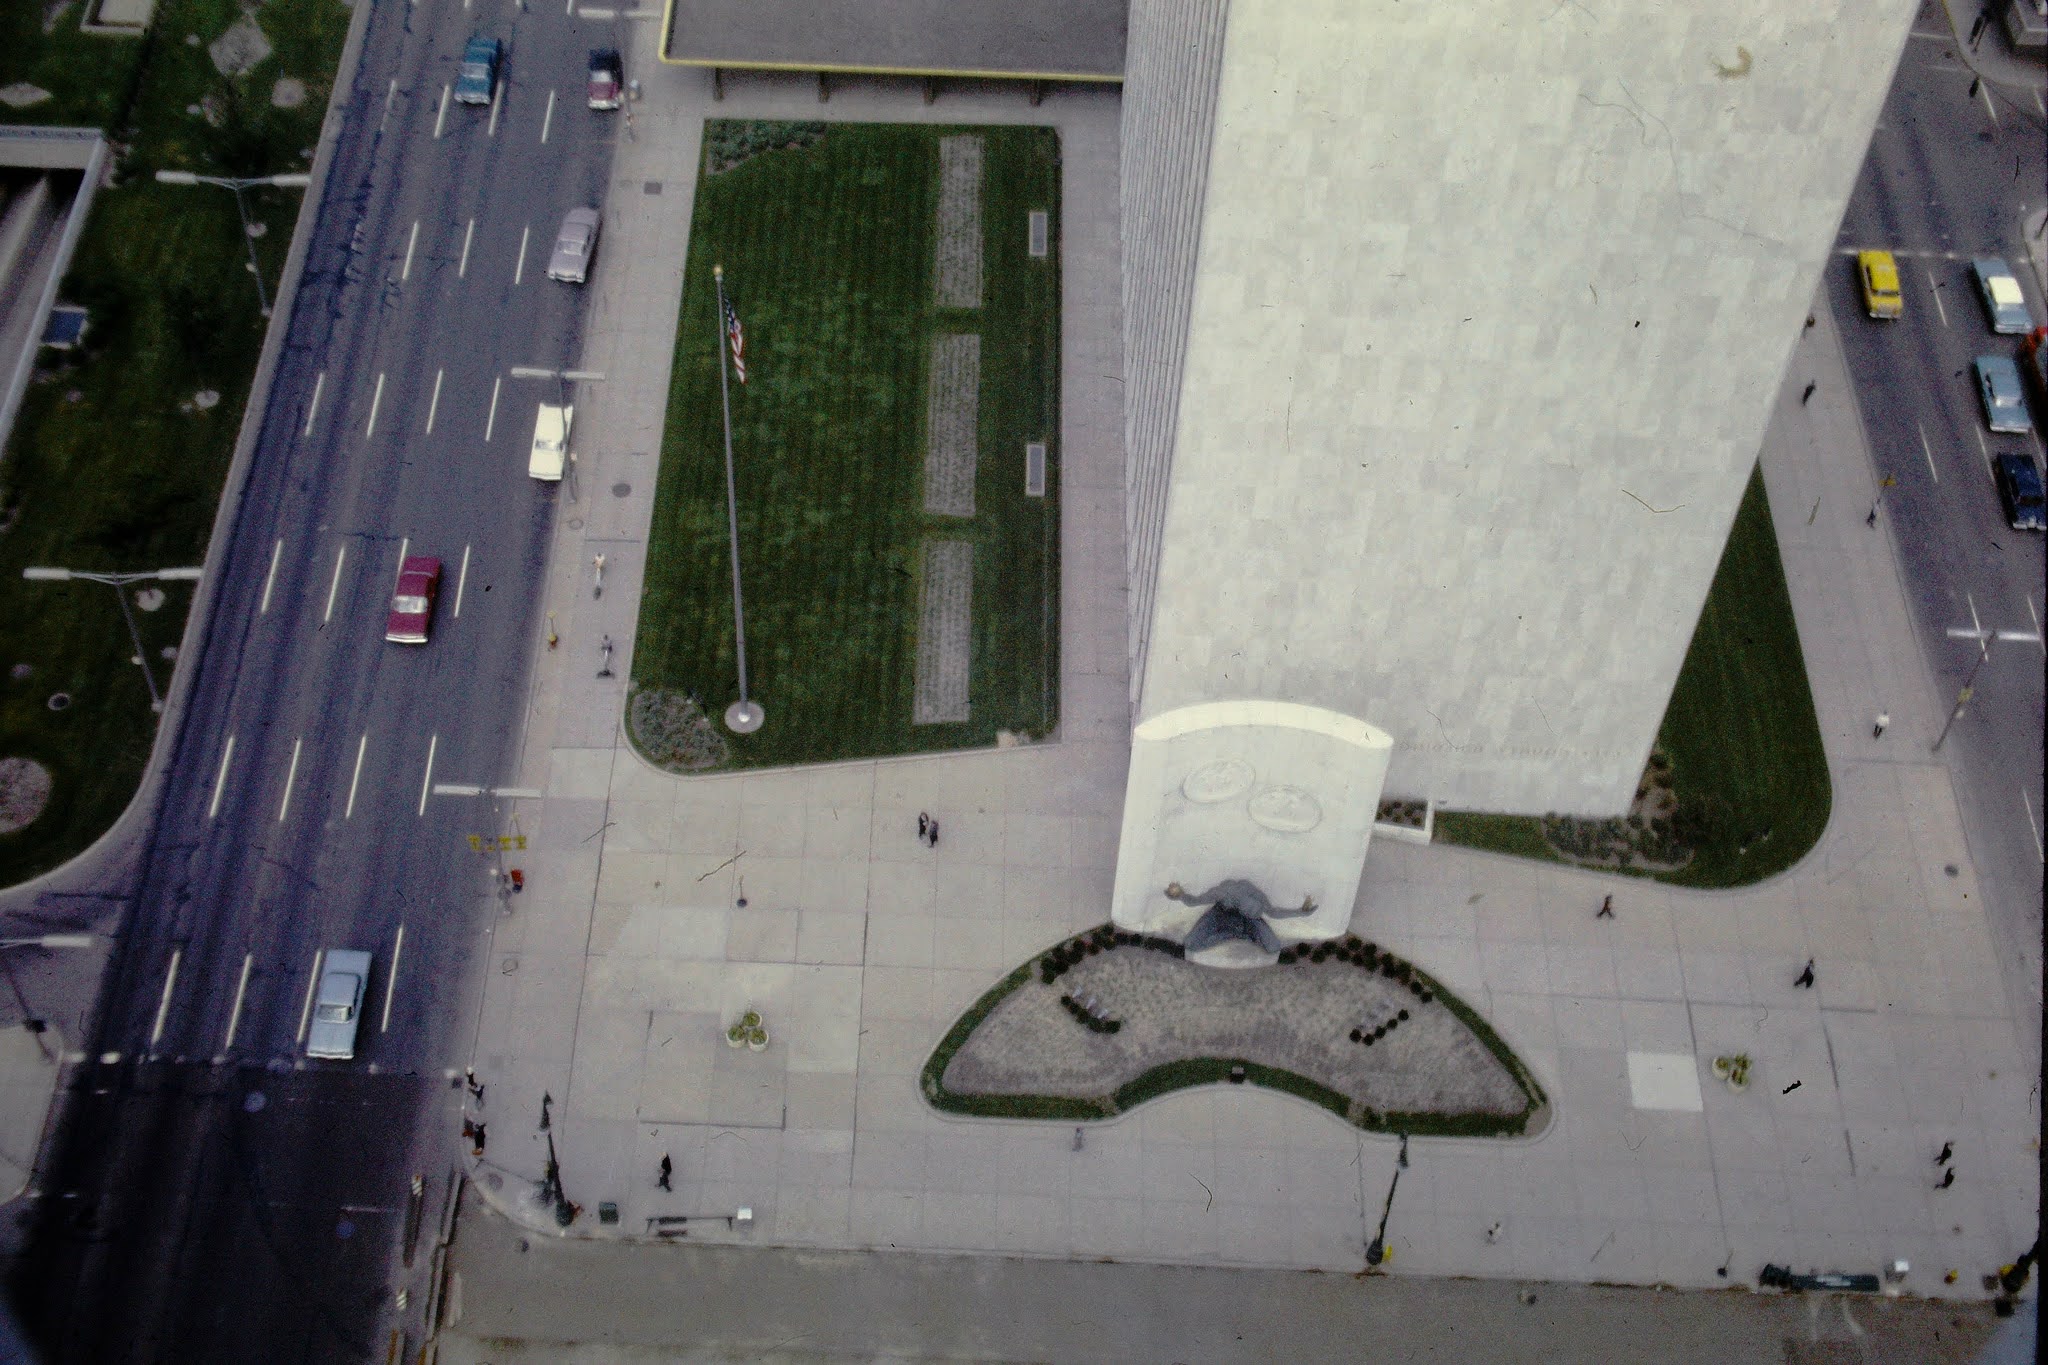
left=1435, top=463, right=1832, bottom=888
left=0, top=0, right=348, bottom=886
left=630, top=122, right=1061, bottom=771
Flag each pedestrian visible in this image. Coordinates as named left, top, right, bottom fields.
left=509, top=868, right=524, bottom=893
left=1804, top=314, right=1816, bottom=330
left=1936, top=1167, right=1955, bottom=1190
left=1596, top=894, right=1614, bottom=919
left=657, top=1154, right=672, bottom=1191
left=1936, top=1141, right=1953, bottom=1165
left=472, top=1122, right=487, bottom=1156
left=464, top=1068, right=485, bottom=1102
left=1795, top=958, right=1816, bottom=989
left=917, top=811, right=930, bottom=840
left=461, top=1116, right=477, bottom=1143
left=1866, top=503, right=1878, bottom=527
left=1801, top=381, right=1817, bottom=405
left=1872, top=712, right=1889, bottom=738
left=926, top=819, right=940, bottom=848
left=1485, top=1222, right=1502, bottom=1245
left=1072, top=1127, right=1085, bottom=1152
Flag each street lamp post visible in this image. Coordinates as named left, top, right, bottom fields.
left=153, top=170, right=313, bottom=317
left=1365, top=1135, right=1408, bottom=1268
left=21, top=566, right=203, bottom=713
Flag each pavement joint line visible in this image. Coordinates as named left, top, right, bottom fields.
left=426, top=367, right=444, bottom=433
left=366, top=371, right=386, bottom=438
left=323, top=542, right=347, bottom=622
left=259, top=537, right=283, bottom=613
left=277, top=736, right=303, bottom=823
left=419, top=734, right=438, bottom=816
left=207, top=734, right=235, bottom=819
left=346, top=733, right=368, bottom=819
left=296, top=949, right=322, bottom=1046
left=455, top=543, right=472, bottom=617
left=303, top=369, right=324, bottom=436
left=223, top=953, right=253, bottom=1051
left=382, top=924, right=405, bottom=1033
left=149, top=948, right=180, bottom=1049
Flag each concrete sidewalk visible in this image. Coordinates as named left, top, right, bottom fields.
left=450, top=57, right=2038, bottom=1305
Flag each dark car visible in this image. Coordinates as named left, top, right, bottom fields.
left=385, top=555, right=443, bottom=643
left=587, top=49, right=623, bottom=110
left=455, top=34, right=502, bottom=106
left=1993, top=452, right=2045, bottom=531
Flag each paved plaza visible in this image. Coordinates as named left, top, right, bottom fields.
left=451, top=54, right=2039, bottom=1304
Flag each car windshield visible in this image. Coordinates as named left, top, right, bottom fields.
left=1989, top=277, right=2022, bottom=304
left=393, top=594, right=429, bottom=613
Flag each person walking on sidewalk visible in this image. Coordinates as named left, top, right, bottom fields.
left=917, top=812, right=930, bottom=841
left=1936, top=1140, right=1953, bottom=1165
left=1936, top=1167, right=1955, bottom=1190
left=1795, top=958, right=1816, bottom=989
left=1596, top=895, right=1614, bottom=919
left=657, top=1154, right=672, bottom=1191
left=1873, top=712, right=1889, bottom=738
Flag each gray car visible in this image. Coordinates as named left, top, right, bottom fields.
left=547, top=207, right=600, bottom=284
left=305, top=949, right=372, bottom=1060
left=1974, top=355, right=2033, bottom=434
left=1971, top=257, right=2032, bottom=335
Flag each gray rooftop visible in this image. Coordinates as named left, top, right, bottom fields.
left=660, top=0, right=1127, bottom=80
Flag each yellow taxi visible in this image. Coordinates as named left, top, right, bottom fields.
left=1857, top=249, right=1903, bottom=319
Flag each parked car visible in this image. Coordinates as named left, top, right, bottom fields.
left=306, top=949, right=373, bottom=1060
left=1972, top=257, right=2032, bottom=334
left=1857, top=249, right=1902, bottom=318
left=455, top=34, right=502, bottom=106
left=1974, top=354, right=2034, bottom=433
left=385, top=555, right=442, bottom=644
left=530, top=402, right=573, bottom=481
left=547, top=207, right=600, bottom=284
left=587, top=49, right=623, bottom=110
left=1993, top=452, right=2046, bottom=531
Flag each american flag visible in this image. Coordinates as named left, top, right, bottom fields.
left=723, top=296, right=746, bottom=384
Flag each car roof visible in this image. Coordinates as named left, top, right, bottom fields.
left=563, top=207, right=600, bottom=227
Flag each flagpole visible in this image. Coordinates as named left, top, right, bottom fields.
left=713, top=264, right=763, bottom=733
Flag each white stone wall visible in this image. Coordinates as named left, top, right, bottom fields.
left=1125, top=0, right=1914, bottom=815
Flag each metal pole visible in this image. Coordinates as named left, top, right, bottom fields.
left=711, top=265, right=761, bottom=733
left=229, top=181, right=271, bottom=317
left=109, top=579, right=164, bottom=713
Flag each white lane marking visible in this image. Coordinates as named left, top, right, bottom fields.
left=418, top=734, right=438, bottom=816
left=434, top=84, right=451, bottom=140
left=1931, top=274, right=1949, bottom=328
left=223, top=953, right=254, bottom=1051
left=381, top=924, right=405, bottom=1033
left=2027, top=596, right=2043, bottom=655
left=150, top=948, right=181, bottom=1049
left=277, top=736, right=303, bottom=823
left=401, top=219, right=419, bottom=281
left=488, top=83, right=503, bottom=138
left=454, top=544, right=472, bottom=618
left=297, top=949, right=324, bottom=1045
left=365, top=371, right=386, bottom=438
left=432, top=783, right=542, bottom=798
left=2023, top=787, right=2045, bottom=864
left=323, top=543, right=347, bottom=623
left=580, top=5, right=618, bottom=14
left=566, top=0, right=574, bottom=13
left=514, top=224, right=530, bottom=286
left=458, top=218, right=475, bottom=278
left=303, top=370, right=325, bottom=436
left=208, top=734, right=236, bottom=820
left=382, top=78, right=397, bottom=133
left=540, top=89, right=556, bottom=145
left=1918, top=423, right=1938, bottom=483
left=484, top=375, right=502, bottom=442
left=345, top=733, right=368, bottom=819
left=432, top=783, right=483, bottom=796
left=425, top=368, right=444, bottom=434
left=260, top=538, right=283, bottom=614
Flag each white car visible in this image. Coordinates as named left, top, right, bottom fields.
left=305, top=949, right=372, bottom=1060
left=529, top=401, right=572, bottom=480
left=547, top=207, right=600, bottom=285
left=1972, top=257, right=2032, bottom=335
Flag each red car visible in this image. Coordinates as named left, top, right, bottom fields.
left=385, top=555, right=442, bottom=644
left=587, top=49, right=623, bottom=110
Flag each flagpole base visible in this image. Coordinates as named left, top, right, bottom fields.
left=724, top=700, right=765, bottom=734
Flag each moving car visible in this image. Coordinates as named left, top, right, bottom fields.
left=306, top=949, right=373, bottom=1060
left=547, top=207, right=600, bottom=284
left=1972, top=257, right=2031, bottom=334
left=1974, top=354, right=2033, bottom=434
left=587, top=49, right=623, bottom=110
left=1857, top=249, right=1902, bottom=318
left=385, top=554, right=442, bottom=644
left=455, top=34, right=502, bottom=106
left=530, top=401, right=573, bottom=481
left=1993, top=452, right=2045, bottom=531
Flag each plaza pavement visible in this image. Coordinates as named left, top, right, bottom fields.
left=449, top=49, right=2039, bottom=1302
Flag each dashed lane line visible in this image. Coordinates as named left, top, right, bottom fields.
left=418, top=734, right=438, bottom=816
left=454, top=544, right=472, bottom=618
left=150, top=948, right=181, bottom=1050
left=303, top=370, right=325, bottom=436
left=484, top=375, right=502, bottom=442
left=382, top=924, right=405, bottom=1033
left=514, top=223, right=530, bottom=286
left=208, top=735, right=235, bottom=820
left=426, top=368, right=444, bottom=434
left=296, top=949, right=323, bottom=1046
left=222, top=953, right=254, bottom=1055
left=323, top=543, right=347, bottom=624
left=345, top=732, right=368, bottom=819
left=365, top=371, right=386, bottom=438
left=278, top=736, right=303, bottom=823
left=434, top=84, right=450, bottom=140
left=401, top=219, right=419, bottom=281
left=458, top=218, right=475, bottom=278
left=260, top=538, right=283, bottom=614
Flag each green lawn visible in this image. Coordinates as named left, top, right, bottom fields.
left=1436, top=464, right=1832, bottom=888
left=0, top=3, right=148, bottom=131
left=0, top=0, right=349, bottom=886
left=630, top=122, right=1061, bottom=770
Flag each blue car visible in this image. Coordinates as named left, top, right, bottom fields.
left=1974, top=355, right=2033, bottom=434
left=1993, top=453, right=2045, bottom=532
left=455, top=34, right=501, bottom=105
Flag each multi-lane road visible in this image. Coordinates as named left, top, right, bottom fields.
left=1830, top=13, right=2046, bottom=1030
left=13, top=2, right=622, bottom=1358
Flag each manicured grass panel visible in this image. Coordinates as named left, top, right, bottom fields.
left=1434, top=463, right=1832, bottom=889
left=633, top=123, right=1059, bottom=771
left=0, top=0, right=346, bottom=886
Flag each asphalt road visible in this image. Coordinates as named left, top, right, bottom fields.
left=1828, top=9, right=2047, bottom=1036
left=10, top=1, right=624, bottom=1358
